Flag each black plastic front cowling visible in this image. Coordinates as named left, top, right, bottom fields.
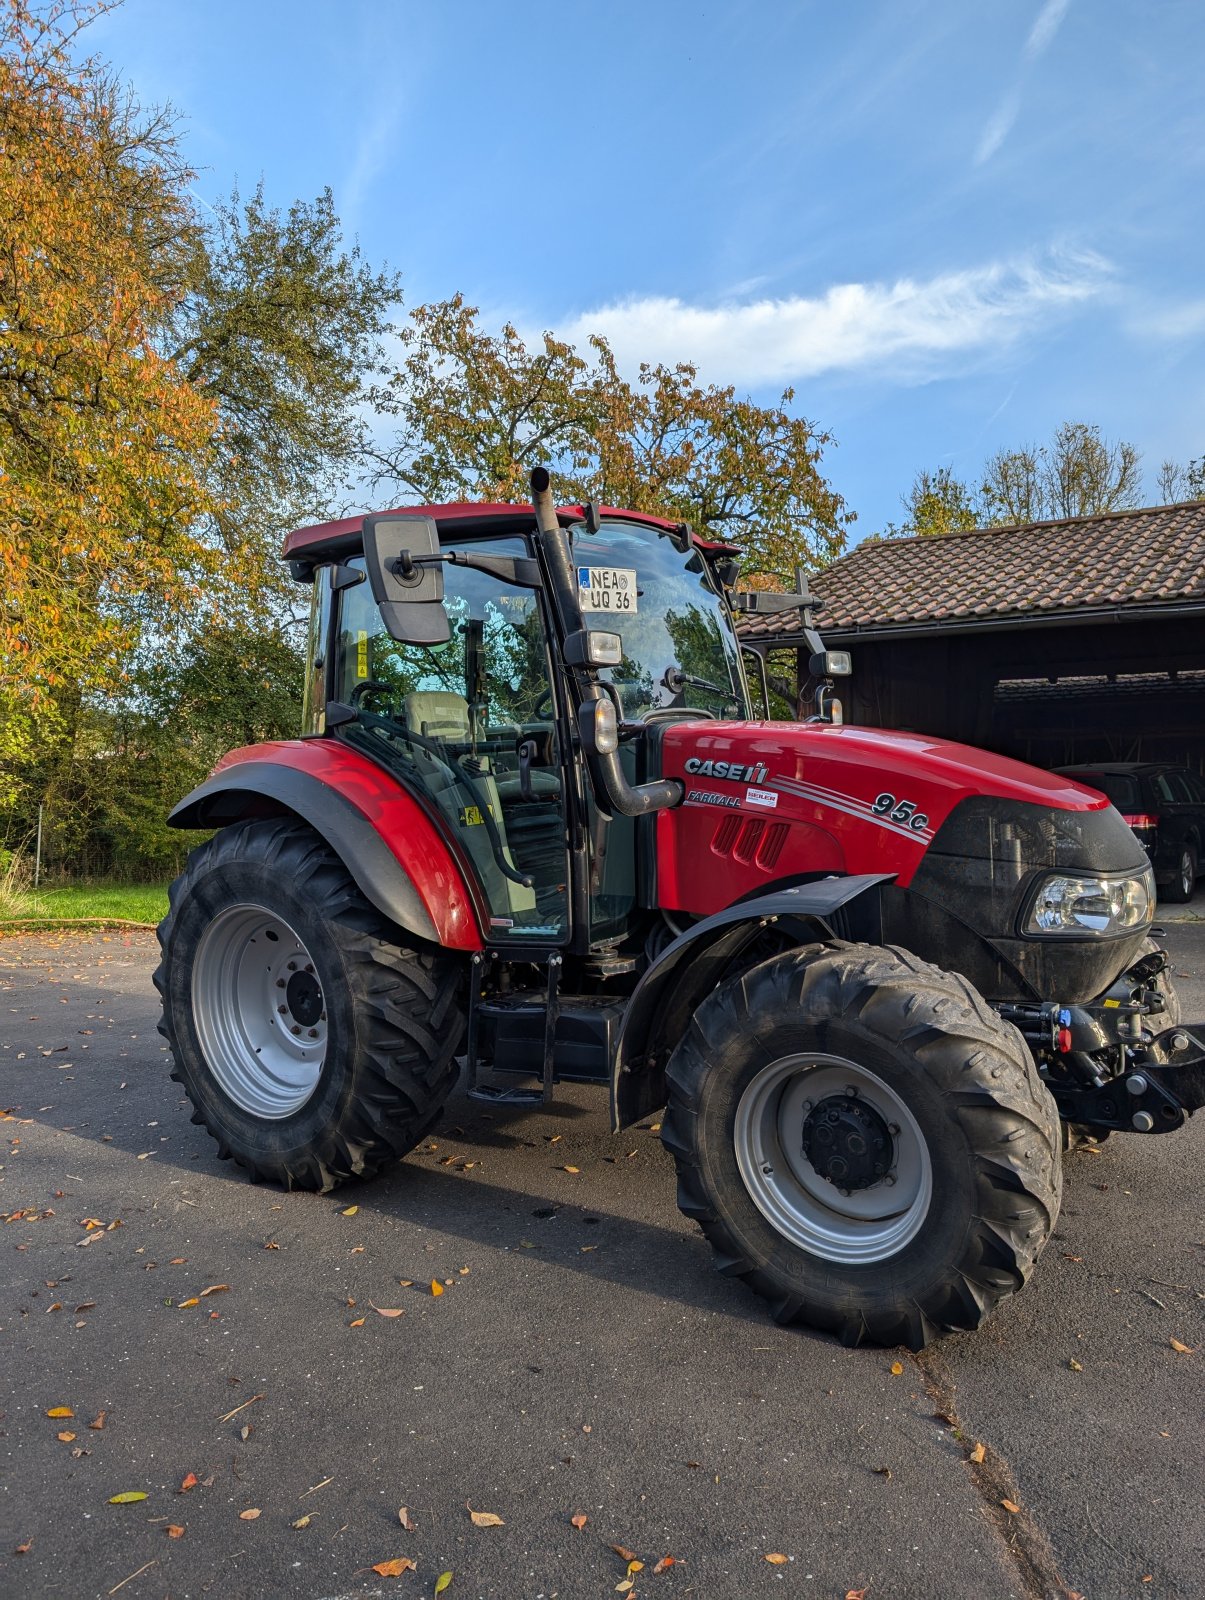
left=882, top=796, right=1153, bottom=1004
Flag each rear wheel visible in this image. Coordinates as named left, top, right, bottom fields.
left=1162, top=843, right=1198, bottom=905
left=661, top=943, right=1062, bottom=1348
left=155, top=818, right=466, bottom=1191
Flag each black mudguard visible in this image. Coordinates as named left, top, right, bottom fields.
left=610, top=874, right=893, bottom=1130
left=167, top=761, right=440, bottom=946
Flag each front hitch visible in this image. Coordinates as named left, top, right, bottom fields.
left=1046, top=1024, right=1205, bottom=1134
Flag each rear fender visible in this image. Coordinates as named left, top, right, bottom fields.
left=611, top=874, right=892, bottom=1129
left=168, top=742, right=483, bottom=951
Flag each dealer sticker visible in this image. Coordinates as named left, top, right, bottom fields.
left=746, top=787, right=778, bottom=809
left=577, top=565, right=638, bottom=613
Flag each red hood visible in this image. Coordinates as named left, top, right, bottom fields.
left=651, top=719, right=1110, bottom=914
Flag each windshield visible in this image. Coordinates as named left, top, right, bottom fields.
left=571, top=519, right=749, bottom=720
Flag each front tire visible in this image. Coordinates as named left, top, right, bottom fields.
left=661, top=943, right=1062, bottom=1349
left=155, top=818, right=466, bottom=1192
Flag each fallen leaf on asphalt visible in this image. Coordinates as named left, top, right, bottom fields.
left=109, top=1492, right=148, bottom=1504
left=561, top=1165, right=580, bottom=1174
left=627, top=1559, right=644, bottom=1574
left=546, top=1134, right=562, bottom=1143
left=372, top=1558, right=417, bottom=1576
left=199, top=1285, right=229, bottom=1298
left=1001, top=1499, right=1021, bottom=1515
left=458, top=1266, right=470, bottom=1275
left=653, top=1556, right=676, bottom=1573
left=239, top=1508, right=261, bottom=1520
left=430, top=1280, right=444, bottom=1297
left=889, top=1362, right=903, bottom=1376
left=74, top=1303, right=96, bottom=1314
left=612, top=1545, right=638, bottom=1562
left=15, top=1539, right=32, bottom=1554
left=341, top=1206, right=359, bottom=1216
left=615, top=1584, right=634, bottom=1596
left=240, top=1425, right=251, bottom=1441
left=1068, top=1358, right=1084, bottom=1372
left=469, top=1508, right=504, bottom=1527
left=348, top=1317, right=365, bottom=1327
left=165, top=1525, right=185, bottom=1540
left=570, top=1513, right=588, bottom=1530
left=434, top=1573, right=452, bottom=1594
left=46, top=1406, right=73, bottom=1418
left=969, top=1442, right=986, bottom=1464
left=57, top=1431, right=76, bottom=1442
left=765, top=1553, right=789, bottom=1564
left=398, top=1507, right=415, bottom=1530
left=846, top=1589, right=869, bottom=1600
left=1169, top=1338, right=1194, bottom=1353
left=179, top=1473, right=198, bottom=1492
left=398, top=1279, right=413, bottom=1288
left=264, top=1241, right=279, bottom=1250
left=873, top=1466, right=891, bottom=1478
left=370, top=1303, right=405, bottom=1318
left=45, top=1302, right=61, bottom=1313
left=292, top=1515, right=312, bottom=1529
left=169, top=1258, right=187, bottom=1265
left=179, top=1298, right=199, bottom=1309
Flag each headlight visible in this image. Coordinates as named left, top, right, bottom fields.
left=1024, top=868, right=1155, bottom=936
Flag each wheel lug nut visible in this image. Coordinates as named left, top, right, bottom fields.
left=307, top=1028, right=318, bottom=1039
left=320, top=1012, right=327, bottom=1022
left=305, top=963, right=315, bottom=974
left=884, top=1173, right=896, bottom=1186
left=287, top=961, right=297, bottom=972
left=276, top=978, right=286, bottom=988
left=290, top=1025, right=301, bottom=1036
left=277, top=1004, right=287, bottom=1015
left=888, top=1124, right=900, bottom=1136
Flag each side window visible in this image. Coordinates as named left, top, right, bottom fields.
left=301, top=567, right=332, bottom=736
left=1167, top=772, right=1197, bottom=803
left=1182, top=772, right=1205, bottom=803
left=1151, top=774, right=1177, bottom=804
left=333, top=543, right=568, bottom=941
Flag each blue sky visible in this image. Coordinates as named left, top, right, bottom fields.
left=93, top=0, right=1205, bottom=543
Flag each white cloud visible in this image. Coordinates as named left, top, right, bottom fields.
left=1129, top=298, right=1205, bottom=342
left=341, top=100, right=403, bottom=234
left=975, top=90, right=1021, bottom=165
left=550, top=251, right=1111, bottom=389
left=1026, top=0, right=1072, bottom=60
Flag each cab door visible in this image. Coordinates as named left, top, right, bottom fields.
left=332, top=539, right=570, bottom=942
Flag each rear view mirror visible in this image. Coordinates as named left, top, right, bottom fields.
left=362, top=514, right=450, bottom=645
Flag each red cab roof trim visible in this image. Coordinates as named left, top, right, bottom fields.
left=282, top=502, right=741, bottom=560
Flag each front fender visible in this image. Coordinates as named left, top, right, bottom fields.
left=168, top=740, right=484, bottom=951
left=611, top=874, right=892, bottom=1130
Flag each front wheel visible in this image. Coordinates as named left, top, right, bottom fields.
left=661, top=943, right=1062, bottom=1348
left=154, top=818, right=467, bottom=1192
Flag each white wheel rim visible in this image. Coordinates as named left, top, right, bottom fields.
left=192, top=905, right=327, bottom=1119
left=734, top=1054, right=933, bottom=1265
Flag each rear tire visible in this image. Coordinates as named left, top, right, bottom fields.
left=1162, top=843, right=1198, bottom=905
left=661, top=943, right=1062, bottom=1349
left=154, top=818, right=466, bottom=1192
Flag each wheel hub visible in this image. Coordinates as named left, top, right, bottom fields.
left=285, top=968, right=323, bottom=1028
left=801, top=1093, right=894, bottom=1191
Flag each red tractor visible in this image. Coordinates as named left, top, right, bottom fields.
left=156, top=468, right=1204, bottom=1347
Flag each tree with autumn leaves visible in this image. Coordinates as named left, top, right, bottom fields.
left=0, top=0, right=401, bottom=869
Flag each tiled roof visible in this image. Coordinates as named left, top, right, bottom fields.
left=738, top=499, right=1205, bottom=643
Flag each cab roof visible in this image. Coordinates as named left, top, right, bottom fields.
left=282, top=501, right=740, bottom=569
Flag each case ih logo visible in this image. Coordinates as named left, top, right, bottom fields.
left=684, top=757, right=769, bottom=785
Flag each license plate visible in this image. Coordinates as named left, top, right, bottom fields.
left=577, top=566, right=638, bottom=613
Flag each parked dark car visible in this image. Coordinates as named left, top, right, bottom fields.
left=1056, top=762, right=1205, bottom=903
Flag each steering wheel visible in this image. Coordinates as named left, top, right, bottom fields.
left=531, top=687, right=554, bottom=718
left=350, top=679, right=393, bottom=710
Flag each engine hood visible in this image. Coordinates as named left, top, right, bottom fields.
left=656, top=720, right=1110, bottom=889
left=653, top=719, right=1150, bottom=1002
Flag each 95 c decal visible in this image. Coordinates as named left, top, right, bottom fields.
left=872, top=792, right=929, bottom=832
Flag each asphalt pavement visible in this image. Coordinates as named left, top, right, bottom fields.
left=1, top=924, right=1202, bottom=1600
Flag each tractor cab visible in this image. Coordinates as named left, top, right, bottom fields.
left=288, top=488, right=761, bottom=952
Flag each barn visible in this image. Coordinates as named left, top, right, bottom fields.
left=738, top=499, right=1205, bottom=776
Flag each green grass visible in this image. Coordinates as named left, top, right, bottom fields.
left=2, top=882, right=169, bottom=927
